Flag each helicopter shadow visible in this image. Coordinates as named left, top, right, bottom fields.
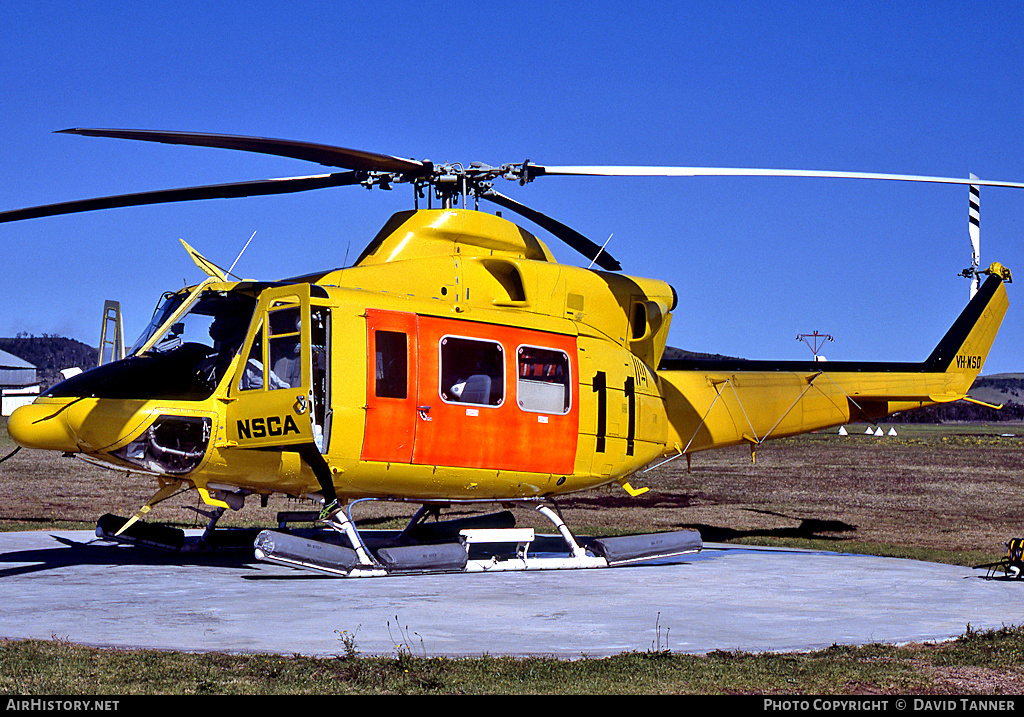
left=532, top=491, right=859, bottom=545
left=0, top=532, right=263, bottom=579
left=678, top=507, right=857, bottom=544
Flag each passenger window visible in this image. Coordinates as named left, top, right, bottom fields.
left=375, top=330, right=408, bottom=399
left=439, top=336, right=504, bottom=406
left=517, top=346, right=570, bottom=414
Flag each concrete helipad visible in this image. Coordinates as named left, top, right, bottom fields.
left=0, top=529, right=1021, bottom=658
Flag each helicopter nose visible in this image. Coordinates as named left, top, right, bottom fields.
left=7, top=401, right=81, bottom=453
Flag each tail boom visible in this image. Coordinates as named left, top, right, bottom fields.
left=656, top=269, right=1010, bottom=455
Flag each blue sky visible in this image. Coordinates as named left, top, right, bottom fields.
left=1, top=1, right=1022, bottom=373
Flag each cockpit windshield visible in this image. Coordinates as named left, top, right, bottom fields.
left=145, top=290, right=257, bottom=386
left=129, top=291, right=188, bottom=356
left=46, top=288, right=258, bottom=401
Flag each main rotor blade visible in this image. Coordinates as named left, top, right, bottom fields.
left=0, top=171, right=362, bottom=224
left=530, top=165, right=1024, bottom=189
left=481, top=189, right=621, bottom=271
left=59, top=128, right=431, bottom=176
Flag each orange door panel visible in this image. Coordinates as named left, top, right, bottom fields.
left=411, top=316, right=579, bottom=474
left=361, top=309, right=419, bottom=463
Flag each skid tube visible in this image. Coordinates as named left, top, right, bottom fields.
left=253, top=498, right=703, bottom=578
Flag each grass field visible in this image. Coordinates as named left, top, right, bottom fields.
left=1, top=418, right=1022, bottom=694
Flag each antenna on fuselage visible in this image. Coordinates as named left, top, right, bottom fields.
left=227, top=230, right=257, bottom=279
left=587, top=234, right=614, bottom=270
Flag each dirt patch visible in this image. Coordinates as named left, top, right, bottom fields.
left=923, top=664, right=1024, bottom=694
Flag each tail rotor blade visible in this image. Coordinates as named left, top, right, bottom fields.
left=969, top=174, right=981, bottom=298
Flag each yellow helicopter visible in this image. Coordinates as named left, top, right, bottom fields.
left=1, top=129, right=1016, bottom=576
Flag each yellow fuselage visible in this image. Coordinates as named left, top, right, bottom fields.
left=8, top=209, right=1010, bottom=510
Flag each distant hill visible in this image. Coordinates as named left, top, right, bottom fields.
left=892, top=373, right=1024, bottom=423
left=661, top=346, right=741, bottom=362
left=966, top=373, right=1024, bottom=408
left=0, top=336, right=97, bottom=390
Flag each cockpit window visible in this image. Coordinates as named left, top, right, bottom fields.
left=237, top=298, right=305, bottom=392
left=129, top=291, right=188, bottom=356
left=149, top=293, right=249, bottom=352
left=45, top=290, right=258, bottom=402
left=143, top=290, right=257, bottom=390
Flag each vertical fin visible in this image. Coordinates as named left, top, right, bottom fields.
left=926, top=267, right=1010, bottom=381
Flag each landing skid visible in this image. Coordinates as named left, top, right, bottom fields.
left=95, top=513, right=261, bottom=552
left=94, top=479, right=259, bottom=552
left=253, top=500, right=703, bottom=578
left=96, top=513, right=186, bottom=551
